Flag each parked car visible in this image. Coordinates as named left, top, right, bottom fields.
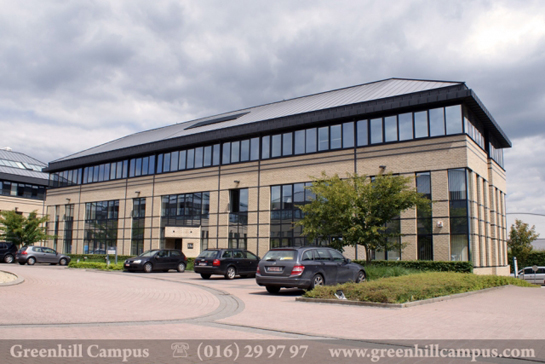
left=194, top=249, right=260, bottom=279
left=512, top=266, right=545, bottom=285
left=0, top=242, right=18, bottom=264
left=16, top=246, right=71, bottom=266
left=124, top=249, right=187, bottom=273
left=256, top=246, right=366, bottom=294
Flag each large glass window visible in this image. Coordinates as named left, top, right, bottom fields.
left=262, top=136, right=270, bottom=159
left=84, top=200, right=119, bottom=255
left=414, top=111, right=428, bottom=138
left=272, top=134, right=282, bottom=157
left=131, top=198, right=146, bottom=255
left=357, top=119, right=368, bottom=146
left=330, top=124, right=342, bottom=149
left=343, top=122, right=354, bottom=148
left=370, top=118, right=383, bottom=144
left=294, top=130, right=305, bottom=155
left=416, top=172, right=433, bottom=260
left=223, top=142, right=231, bottom=164
left=161, top=191, right=210, bottom=227
left=240, top=140, right=250, bottom=162
left=398, top=113, right=413, bottom=141
left=195, top=147, right=204, bottom=168
left=282, top=132, right=292, bottom=156
left=306, top=128, right=317, bottom=153
left=318, top=127, right=329, bottom=151
left=231, top=141, right=240, bottom=163
left=449, top=169, right=469, bottom=261
left=429, top=108, right=445, bottom=137
left=250, top=137, right=260, bottom=161
left=445, top=105, right=463, bottom=135
left=384, top=116, right=397, bottom=142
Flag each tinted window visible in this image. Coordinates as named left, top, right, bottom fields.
left=414, top=111, right=428, bottom=138
left=262, top=250, right=297, bottom=261
left=343, top=122, right=354, bottom=148
left=370, top=118, right=383, bottom=144
left=329, top=249, right=345, bottom=262
left=357, top=119, right=368, bottom=146
left=318, top=127, right=329, bottom=151
left=306, top=128, right=317, bottom=153
left=398, top=113, right=413, bottom=141
left=330, top=124, right=342, bottom=149
left=429, top=108, right=445, bottom=137
left=302, top=250, right=314, bottom=261
left=315, top=249, right=331, bottom=261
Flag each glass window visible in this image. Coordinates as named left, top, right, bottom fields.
left=357, top=119, right=368, bottom=146
left=429, top=108, right=445, bottom=137
left=179, top=150, right=186, bottom=170
left=163, top=153, right=171, bottom=173
left=294, top=130, right=305, bottom=155
left=250, top=137, right=260, bottom=161
left=204, top=146, right=212, bottom=167
left=318, top=127, right=329, bottom=151
left=272, top=134, right=282, bottom=157
left=104, top=164, right=110, bottom=180
left=330, top=124, right=342, bottom=149
left=293, top=183, right=305, bottom=203
left=271, top=186, right=281, bottom=210
left=448, top=169, right=467, bottom=200
left=213, top=144, right=221, bottom=165
left=117, top=161, right=124, bottom=179
left=142, top=157, right=149, bottom=175
left=222, top=142, right=231, bottom=164
left=283, top=133, right=292, bottom=156
left=135, top=158, right=142, bottom=176
left=384, top=116, right=397, bottom=142
left=416, top=172, right=431, bottom=197
left=122, top=160, right=128, bottom=178
left=343, top=122, right=354, bottom=148
left=370, top=118, right=383, bottom=144
left=282, top=185, right=293, bottom=210
left=414, top=111, right=428, bottom=138
left=398, top=113, right=413, bottom=141
left=231, top=141, right=240, bottom=163
left=129, top=159, right=136, bottom=178
left=262, top=136, right=270, bottom=159
left=170, top=152, right=179, bottom=172
left=195, top=147, right=203, bottom=168
left=187, top=149, right=195, bottom=169
left=93, top=165, right=99, bottom=182
left=240, top=140, right=250, bottom=162
left=306, top=128, right=317, bottom=153
left=110, top=163, right=116, bottom=180
left=445, top=105, right=463, bottom=134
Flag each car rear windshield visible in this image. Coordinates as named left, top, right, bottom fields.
left=262, top=250, right=297, bottom=261
left=198, top=250, right=219, bottom=259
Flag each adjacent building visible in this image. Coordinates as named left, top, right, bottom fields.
left=0, top=148, right=48, bottom=216
left=43, top=78, right=511, bottom=275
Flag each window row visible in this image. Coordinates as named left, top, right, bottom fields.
left=0, top=180, right=46, bottom=200
left=161, top=192, right=210, bottom=228
left=85, top=200, right=120, bottom=221
left=50, top=104, right=504, bottom=188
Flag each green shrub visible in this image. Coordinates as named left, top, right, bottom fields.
left=68, top=254, right=133, bottom=263
left=508, top=250, right=545, bottom=272
left=304, top=272, right=535, bottom=304
left=365, top=265, right=421, bottom=280
left=69, top=261, right=124, bottom=271
left=355, top=260, right=473, bottom=273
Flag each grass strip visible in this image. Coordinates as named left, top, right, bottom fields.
left=304, top=272, right=537, bottom=304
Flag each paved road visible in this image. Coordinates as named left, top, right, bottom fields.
left=0, top=264, right=544, bottom=341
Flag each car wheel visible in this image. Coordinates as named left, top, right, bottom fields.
left=309, top=274, right=324, bottom=290
left=177, top=262, right=186, bottom=273
left=355, top=270, right=366, bottom=283
left=225, top=266, right=236, bottom=280
left=3, top=254, right=14, bottom=264
left=59, top=258, right=68, bottom=266
left=27, top=257, right=36, bottom=265
left=266, top=286, right=280, bottom=294
left=200, top=274, right=211, bottom=279
left=143, top=262, right=153, bottom=273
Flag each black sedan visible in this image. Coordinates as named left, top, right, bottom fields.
left=256, top=246, right=366, bottom=293
left=124, top=249, right=187, bottom=273
left=194, top=249, right=260, bottom=279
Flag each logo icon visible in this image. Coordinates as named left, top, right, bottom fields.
left=171, top=343, right=189, bottom=358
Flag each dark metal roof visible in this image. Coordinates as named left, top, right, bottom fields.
left=45, top=78, right=511, bottom=172
left=0, top=149, right=49, bottom=185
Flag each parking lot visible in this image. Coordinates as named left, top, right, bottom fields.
left=0, top=264, right=543, bottom=342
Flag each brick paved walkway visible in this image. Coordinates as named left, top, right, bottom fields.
left=0, top=264, right=543, bottom=341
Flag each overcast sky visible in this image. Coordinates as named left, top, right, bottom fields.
left=1, top=0, right=544, bottom=232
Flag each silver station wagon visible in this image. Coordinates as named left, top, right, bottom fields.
left=256, top=246, right=366, bottom=294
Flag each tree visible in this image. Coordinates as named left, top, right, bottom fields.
left=296, top=172, right=430, bottom=262
left=0, top=210, right=54, bottom=247
left=508, top=219, right=539, bottom=267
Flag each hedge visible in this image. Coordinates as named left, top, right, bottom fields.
left=508, top=250, right=545, bottom=272
left=68, top=254, right=196, bottom=271
left=353, top=260, right=473, bottom=273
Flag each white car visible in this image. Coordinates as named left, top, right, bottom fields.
left=513, top=266, right=545, bottom=285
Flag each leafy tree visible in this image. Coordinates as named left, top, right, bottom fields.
left=0, top=210, right=54, bottom=247
left=296, top=172, right=430, bottom=262
left=508, top=219, right=539, bottom=267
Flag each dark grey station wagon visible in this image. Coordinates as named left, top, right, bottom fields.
left=256, top=246, right=366, bottom=294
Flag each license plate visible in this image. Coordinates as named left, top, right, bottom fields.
left=268, top=267, right=282, bottom=272
left=199, top=262, right=207, bottom=266
left=125, top=263, right=129, bottom=267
